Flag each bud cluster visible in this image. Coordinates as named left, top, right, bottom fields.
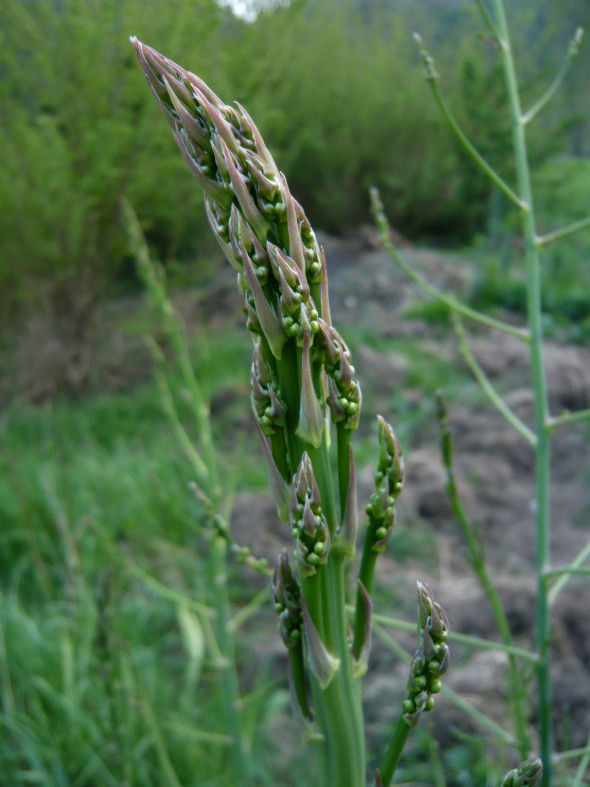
left=365, top=416, right=404, bottom=552
left=290, top=454, right=331, bottom=576
left=316, top=321, right=362, bottom=431
left=272, top=549, right=303, bottom=649
left=131, top=38, right=362, bottom=464
left=250, top=339, right=286, bottom=436
left=500, top=758, right=543, bottom=787
left=131, top=39, right=325, bottom=340
left=402, top=583, right=449, bottom=727
left=268, top=241, right=319, bottom=347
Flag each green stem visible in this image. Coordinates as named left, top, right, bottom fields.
left=371, top=192, right=529, bottom=341
left=453, top=315, right=536, bottom=445
left=473, top=0, right=501, bottom=42
left=413, top=37, right=525, bottom=210
left=440, top=685, right=519, bottom=747
left=337, top=424, right=351, bottom=523
left=379, top=716, right=411, bottom=787
left=229, top=586, right=270, bottom=633
left=124, top=198, right=221, bottom=500
left=521, top=27, right=584, bottom=125
left=555, top=744, right=590, bottom=763
left=547, top=407, right=590, bottom=429
left=536, top=215, right=590, bottom=246
left=209, top=535, right=254, bottom=785
left=299, top=425, right=365, bottom=785
left=151, top=358, right=210, bottom=481
left=373, top=623, right=519, bottom=748
left=308, top=429, right=338, bottom=537
left=571, top=728, right=590, bottom=787
left=321, top=556, right=366, bottom=786
left=438, top=402, right=530, bottom=755
left=303, top=561, right=365, bottom=786
left=370, top=610, right=538, bottom=662
left=270, top=429, right=290, bottom=480
left=352, top=517, right=380, bottom=659
left=549, top=539, right=590, bottom=604
left=490, top=1, right=553, bottom=780
left=289, top=641, right=314, bottom=722
left=276, top=340, right=305, bottom=475
left=544, top=565, right=590, bottom=578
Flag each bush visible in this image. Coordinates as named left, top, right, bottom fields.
left=0, top=0, right=222, bottom=327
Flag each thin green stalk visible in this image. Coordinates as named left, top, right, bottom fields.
left=276, top=342, right=305, bottom=475
left=547, top=407, right=590, bottom=429
left=209, top=535, right=255, bottom=785
left=300, top=573, right=329, bottom=784
left=352, top=523, right=380, bottom=658
left=336, top=423, right=352, bottom=522
left=490, top=1, right=553, bottom=781
left=379, top=716, right=411, bottom=787
left=0, top=618, right=15, bottom=715
left=98, top=533, right=214, bottom=617
left=521, top=27, right=584, bottom=125
left=123, top=197, right=220, bottom=498
left=163, top=720, right=232, bottom=745
left=229, top=586, right=270, bottom=633
left=413, top=34, right=525, bottom=211
left=126, top=214, right=255, bottom=779
left=437, top=393, right=529, bottom=755
left=572, top=727, right=590, bottom=787
left=374, top=623, right=519, bottom=748
left=289, top=644, right=314, bottom=723
left=440, top=684, right=519, bottom=748
left=544, top=566, right=590, bottom=579
left=549, top=539, right=590, bottom=604
left=150, top=355, right=210, bottom=481
left=536, top=215, right=590, bottom=246
left=426, top=731, right=447, bottom=787
left=453, top=316, right=536, bottom=445
left=555, top=744, right=590, bottom=764
left=141, top=696, right=183, bottom=787
left=370, top=610, right=537, bottom=662
left=371, top=189, right=529, bottom=341
left=473, top=0, right=501, bottom=43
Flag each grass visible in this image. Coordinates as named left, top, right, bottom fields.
left=0, top=325, right=299, bottom=785
left=0, top=273, right=443, bottom=784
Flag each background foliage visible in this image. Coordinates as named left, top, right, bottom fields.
left=1, top=0, right=588, bottom=340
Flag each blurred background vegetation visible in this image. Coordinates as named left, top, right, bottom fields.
left=1, top=0, right=590, bottom=379
left=1, top=0, right=590, bottom=784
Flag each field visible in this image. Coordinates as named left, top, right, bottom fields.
left=2, top=0, right=590, bottom=783
left=2, top=229, right=590, bottom=784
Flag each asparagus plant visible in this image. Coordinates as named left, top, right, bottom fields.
left=130, top=38, right=449, bottom=785
left=501, top=757, right=543, bottom=787
left=370, top=1, right=590, bottom=783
